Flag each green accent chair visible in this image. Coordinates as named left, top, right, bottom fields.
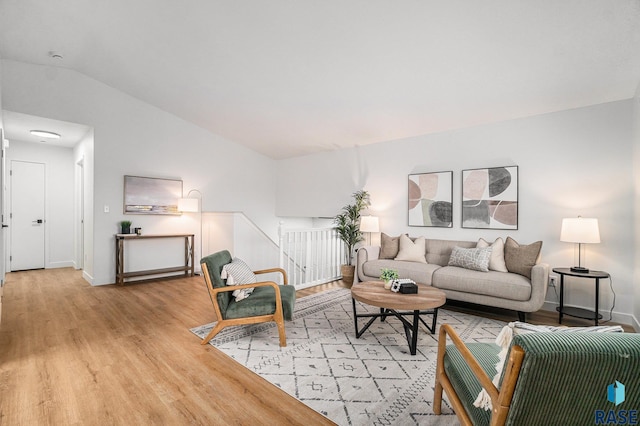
left=199, top=250, right=296, bottom=346
left=434, top=323, right=640, bottom=425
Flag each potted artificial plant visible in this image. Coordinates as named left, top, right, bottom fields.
left=120, top=220, right=132, bottom=234
left=380, top=268, right=399, bottom=290
left=334, top=190, right=371, bottom=285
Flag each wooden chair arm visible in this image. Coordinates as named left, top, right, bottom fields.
left=439, top=324, right=499, bottom=402
left=210, top=280, right=280, bottom=295
left=253, top=267, right=289, bottom=285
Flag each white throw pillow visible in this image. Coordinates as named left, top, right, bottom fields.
left=221, top=258, right=257, bottom=302
left=476, top=238, right=508, bottom=272
left=394, top=235, right=427, bottom=263
left=448, top=246, right=492, bottom=272
left=473, top=321, right=624, bottom=411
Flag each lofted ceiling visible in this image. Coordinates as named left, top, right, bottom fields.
left=1, top=1, right=639, bottom=159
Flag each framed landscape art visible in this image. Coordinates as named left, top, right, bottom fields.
left=408, top=171, right=453, bottom=227
left=462, top=166, right=518, bottom=229
left=124, top=175, right=183, bottom=215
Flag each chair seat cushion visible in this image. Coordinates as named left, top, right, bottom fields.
left=224, top=285, right=295, bottom=320
left=443, top=342, right=499, bottom=426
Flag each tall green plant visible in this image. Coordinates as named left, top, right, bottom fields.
left=334, top=190, right=371, bottom=265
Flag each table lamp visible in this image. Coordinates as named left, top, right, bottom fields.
left=359, top=215, right=379, bottom=246
left=560, top=216, right=600, bottom=273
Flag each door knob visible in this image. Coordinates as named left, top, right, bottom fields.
left=33, top=219, right=44, bottom=224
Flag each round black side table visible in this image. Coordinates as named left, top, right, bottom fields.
left=552, top=267, right=610, bottom=326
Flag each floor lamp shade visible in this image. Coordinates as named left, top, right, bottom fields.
left=178, top=198, right=199, bottom=213
left=359, top=215, right=379, bottom=246
left=359, top=216, right=380, bottom=233
left=560, top=217, right=600, bottom=273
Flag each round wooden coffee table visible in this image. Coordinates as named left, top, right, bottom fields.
left=351, top=281, right=446, bottom=355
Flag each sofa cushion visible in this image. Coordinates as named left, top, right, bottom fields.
left=425, top=239, right=476, bottom=266
left=433, top=266, right=532, bottom=301
left=476, top=237, right=508, bottom=272
left=380, top=233, right=402, bottom=259
left=394, top=234, right=427, bottom=263
left=448, top=246, right=492, bottom=272
left=504, top=237, right=542, bottom=279
left=362, top=259, right=441, bottom=285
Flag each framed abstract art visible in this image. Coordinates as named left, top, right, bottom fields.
left=408, top=171, right=453, bottom=227
left=462, top=166, right=518, bottom=229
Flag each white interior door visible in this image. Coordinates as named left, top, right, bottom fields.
left=10, top=160, right=45, bottom=271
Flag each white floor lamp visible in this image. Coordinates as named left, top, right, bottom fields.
left=359, top=215, right=379, bottom=246
left=178, top=189, right=203, bottom=274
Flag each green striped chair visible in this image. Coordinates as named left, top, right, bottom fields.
left=434, top=323, right=640, bottom=425
left=199, top=250, right=296, bottom=347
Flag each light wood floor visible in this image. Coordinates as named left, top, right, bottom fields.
left=0, top=269, right=633, bottom=425
left=0, top=269, right=334, bottom=426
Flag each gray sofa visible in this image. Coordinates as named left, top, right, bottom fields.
left=355, top=237, right=549, bottom=321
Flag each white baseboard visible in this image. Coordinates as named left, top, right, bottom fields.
left=632, top=315, right=640, bottom=332
left=46, top=261, right=75, bottom=269
left=82, top=270, right=94, bottom=285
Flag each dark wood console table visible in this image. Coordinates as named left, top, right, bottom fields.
left=115, top=233, right=195, bottom=285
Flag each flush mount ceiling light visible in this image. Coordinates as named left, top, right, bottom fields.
left=30, top=130, right=61, bottom=139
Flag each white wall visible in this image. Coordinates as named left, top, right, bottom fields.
left=74, top=129, right=94, bottom=281
left=1, top=59, right=278, bottom=285
left=6, top=140, right=75, bottom=269
left=202, top=212, right=281, bottom=280
left=0, top=54, right=4, bottom=321
left=277, top=100, right=636, bottom=323
left=634, top=83, right=640, bottom=331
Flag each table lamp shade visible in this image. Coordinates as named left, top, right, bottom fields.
left=560, top=217, right=600, bottom=273
left=560, top=217, right=600, bottom=244
left=178, top=198, right=199, bottom=213
left=359, top=216, right=379, bottom=233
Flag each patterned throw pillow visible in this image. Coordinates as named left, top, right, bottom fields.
left=448, top=246, right=492, bottom=272
left=221, top=258, right=257, bottom=302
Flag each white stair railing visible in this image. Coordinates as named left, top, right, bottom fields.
left=279, top=226, right=343, bottom=289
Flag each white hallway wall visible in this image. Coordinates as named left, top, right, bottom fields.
left=73, top=129, right=94, bottom=278
left=634, top=84, right=640, bottom=330
left=1, top=59, right=278, bottom=285
left=5, top=140, right=75, bottom=270
left=0, top=52, right=4, bottom=322
left=277, top=100, right=637, bottom=325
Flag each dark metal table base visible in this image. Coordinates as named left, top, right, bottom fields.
left=351, top=298, right=439, bottom=355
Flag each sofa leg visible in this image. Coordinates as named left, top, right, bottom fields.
left=517, top=311, right=525, bottom=322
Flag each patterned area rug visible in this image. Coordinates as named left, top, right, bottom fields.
left=190, top=287, right=506, bottom=425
